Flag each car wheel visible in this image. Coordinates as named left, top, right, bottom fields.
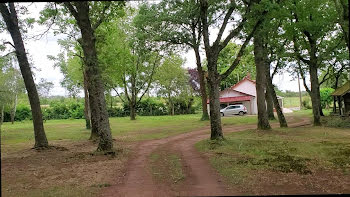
left=239, top=111, right=244, bottom=116
left=221, top=112, right=224, bottom=117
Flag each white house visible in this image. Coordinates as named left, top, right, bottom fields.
left=207, top=75, right=283, bottom=115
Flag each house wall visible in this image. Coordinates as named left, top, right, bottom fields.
left=232, top=80, right=256, bottom=96
left=251, top=97, right=258, bottom=115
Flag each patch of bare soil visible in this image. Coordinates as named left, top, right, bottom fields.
left=1, top=139, right=132, bottom=197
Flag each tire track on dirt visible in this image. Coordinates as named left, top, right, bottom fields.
left=101, top=117, right=311, bottom=197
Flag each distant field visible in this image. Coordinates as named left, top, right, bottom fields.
left=283, top=96, right=309, bottom=108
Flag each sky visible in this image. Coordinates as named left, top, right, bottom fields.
left=0, top=2, right=306, bottom=97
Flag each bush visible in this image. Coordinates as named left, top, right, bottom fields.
left=302, top=97, right=312, bottom=109
left=107, top=107, right=127, bottom=117
left=15, top=104, right=32, bottom=121
left=42, top=100, right=85, bottom=120
left=122, top=98, right=168, bottom=116
left=320, top=88, right=335, bottom=108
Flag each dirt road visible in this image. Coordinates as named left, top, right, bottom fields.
left=101, top=117, right=311, bottom=197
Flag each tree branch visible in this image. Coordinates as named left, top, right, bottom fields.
left=199, top=0, right=210, bottom=50
left=319, top=66, right=331, bottom=85
left=213, top=4, right=235, bottom=47
left=122, top=72, right=131, bottom=103
left=137, top=55, right=160, bottom=104
left=218, top=1, right=253, bottom=52
left=297, top=61, right=311, bottom=94
left=92, top=2, right=111, bottom=30
left=220, top=14, right=264, bottom=80
left=3, top=41, right=15, bottom=49
left=63, top=2, right=79, bottom=21
left=112, top=87, right=125, bottom=103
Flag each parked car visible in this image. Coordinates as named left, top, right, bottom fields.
left=220, top=105, right=247, bottom=116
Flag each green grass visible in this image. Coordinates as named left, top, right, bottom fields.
left=195, top=126, right=350, bottom=187
left=1, top=112, right=270, bottom=147
left=283, top=96, right=312, bottom=108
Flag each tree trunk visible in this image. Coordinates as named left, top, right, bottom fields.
left=0, top=3, right=48, bottom=148
left=309, top=64, right=321, bottom=126
left=69, top=2, right=113, bottom=152
left=207, top=55, right=224, bottom=140
left=307, top=34, right=322, bottom=126
left=130, top=73, right=136, bottom=120
left=338, top=96, right=342, bottom=115
left=83, top=71, right=91, bottom=130
left=265, top=87, right=275, bottom=120
left=130, top=101, right=136, bottom=120
left=333, top=76, right=340, bottom=113
left=172, top=102, right=175, bottom=116
left=10, top=93, right=17, bottom=124
left=0, top=105, right=4, bottom=132
left=194, top=47, right=209, bottom=121
left=319, top=102, right=324, bottom=116
left=254, top=34, right=271, bottom=130
left=297, top=72, right=303, bottom=109
left=267, top=74, right=288, bottom=127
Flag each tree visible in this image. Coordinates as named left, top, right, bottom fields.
left=320, top=88, right=335, bottom=109
left=37, top=78, right=54, bottom=98
left=332, top=0, right=349, bottom=51
left=135, top=0, right=210, bottom=121
left=62, top=2, right=123, bottom=152
left=98, top=11, right=160, bottom=120
left=154, top=55, right=192, bottom=115
left=199, top=0, right=267, bottom=139
left=48, top=47, right=91, bottom=129
left=0, top=3, right=48, bottom=148
left=253, top=28, right=271, bottom=130
left=285, top=0, right=341, bottom=125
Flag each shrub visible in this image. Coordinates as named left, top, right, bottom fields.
left=320, top=88, right=335, bottom=108
left=107, top=107, right=127, bottom=117
left=302, top=97, right=312, bottom=109
left=15, top=104, right=32, bottom=121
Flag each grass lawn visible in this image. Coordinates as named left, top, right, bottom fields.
left=195, top=125, right=350, bottom=195
left=1, top=113, right=266, bottom=148
left=0, top=112, right=263, bottom=197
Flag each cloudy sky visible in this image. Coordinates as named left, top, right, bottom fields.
left=0, top=2, right=305, bottom=97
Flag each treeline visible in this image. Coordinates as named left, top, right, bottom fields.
left=2, top=97, right=196, bottom=122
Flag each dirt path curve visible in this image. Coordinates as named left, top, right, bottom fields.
left=101, top=117, right=311, bottom=197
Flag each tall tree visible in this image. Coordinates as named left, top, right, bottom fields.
left=285, top=0, right=341, bottom=126
left=253, top=29, right=271, bottom=130
left=135, top=0, right=209, bottom=121
left=0, top=3, right=48, bottom=148
left=199, top=0, right=266, bottom=139
left=154, top=55, right=192, bottom=115
left=63, top=2, right=120, bottom=152
left=98, top=12, right=160, bottom=120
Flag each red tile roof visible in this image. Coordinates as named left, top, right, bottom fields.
left=207, top=96, right=252, bottom=104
